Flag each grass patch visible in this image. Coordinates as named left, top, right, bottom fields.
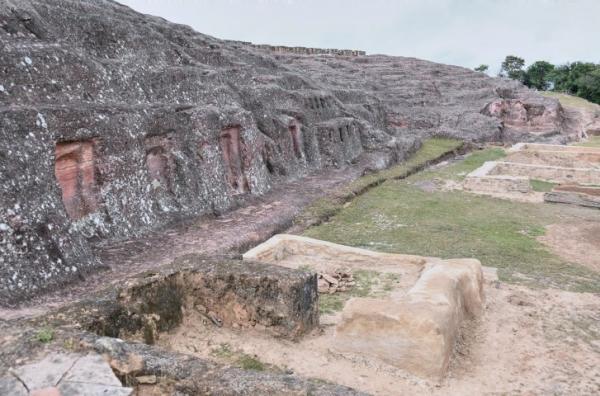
left=576, top=136, right=600, bottom=148
left=211, top=343, right=269, bottom=372
left=319, top=270, right=400, bottom=314
left=294, top=138, right=463, bottom=228
left=211, top=343, right=234, bottom=359
left=297, top=264, right=313, bottom=272
left=35, top=327, right=54, bottom=343
left=530, top=179, right=556, bottom=192
left=305, top=148, right=600, bottom=293
left=540, top=92, right=600, bottom=114
left=411, top=147, right=506, bottom=182
left=236, top=354, right=266, bottom=371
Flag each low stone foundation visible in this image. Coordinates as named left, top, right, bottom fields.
left=336, top=259, right=483, bottom=378
left=464, top=143, right=600, bottom=202
left=463, top=161, right=532, bottom=195
left=243, top=234, right=485, bottom=378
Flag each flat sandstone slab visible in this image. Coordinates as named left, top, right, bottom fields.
left=244, top=235, right=485, bottom=378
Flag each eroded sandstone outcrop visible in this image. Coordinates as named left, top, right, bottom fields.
left=0, top=0, right=578, bottom=304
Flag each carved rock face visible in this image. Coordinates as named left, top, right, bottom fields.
left=482, top=98, right=563, bottom=133
left=0, top=0, right=576, bottom=304
left=146, top=148, right=170, bottom=187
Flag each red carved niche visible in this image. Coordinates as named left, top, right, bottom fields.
left=289, top=122, right=303, bottom=158
left=145, top=135, right=174, bottom=192
left=55, top=140, right=98, bottom=220
left=220, top=126, right=249, bottom=194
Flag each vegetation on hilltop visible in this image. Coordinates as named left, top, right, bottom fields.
left=495, top=55, right=600, bottom=105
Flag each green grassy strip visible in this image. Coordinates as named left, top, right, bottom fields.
left=540, top=91, right=600, bottom=114
left=530, top=179, right=556, bottom=192
left=576, top=136, right=600, bottom=148
left=293, top=138, right=464, bottom=228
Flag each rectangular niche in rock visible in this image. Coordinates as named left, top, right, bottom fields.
left=144, top=135, right=175, bottom=192
left=289, top=121, right=303, bottom=159
left=220, top=126, right=249, bottom=194
left=55, top=140, right=98, bottom=220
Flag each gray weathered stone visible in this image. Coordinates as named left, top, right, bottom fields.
left=544, top=191, right=600, bottom=209
left=57, top=382, right=133, bottom=396
left=92, top=336, right=367, bottom=396
left=5, top=351, right=133, bottom=396
left=10, top=353, right=79, bottom=391
left=62, top=353, right=122, bottom=387
left=0, top=375, right=28, bottom=396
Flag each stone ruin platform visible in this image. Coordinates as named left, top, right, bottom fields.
left=243, top=234, right=485, bottom=378
left=464, top=143, right=600, bottom=207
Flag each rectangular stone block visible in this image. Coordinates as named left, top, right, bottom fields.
left=333, top=259, right=484, bottom=379
left=244, top=235, right=485, bottom=378
left=169, top=255, right=319, bottom=338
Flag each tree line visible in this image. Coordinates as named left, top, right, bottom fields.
left=474, top=56, right=600, bottom=105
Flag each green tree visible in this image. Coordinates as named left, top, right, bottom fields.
left=575, top=68, right=600, bottom=104
left=500, top=55, right=526, bottom=82
left=550, top=62, right=598, bottom=94
left=474, top=64, right=489, bottom=73
left=548, top=64, right=573, bottom=92
left=524, top=61, right=555, bottom=90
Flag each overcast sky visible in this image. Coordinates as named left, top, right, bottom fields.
left=119, top=0, right=600, bottom=74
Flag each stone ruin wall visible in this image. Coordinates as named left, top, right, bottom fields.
left=225, top=40, right=367, bottom=56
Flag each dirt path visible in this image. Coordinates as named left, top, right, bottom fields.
left=443, top=284, right=600, bottom=395
left=539, top=222, right=600, bottom=273
left=0, top=167, right=360, bottom=320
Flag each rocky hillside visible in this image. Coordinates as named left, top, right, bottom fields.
left=0, top=0, right=577, bottom=305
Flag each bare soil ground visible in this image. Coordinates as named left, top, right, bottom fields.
left=540, top=222, right=600, bottom=272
